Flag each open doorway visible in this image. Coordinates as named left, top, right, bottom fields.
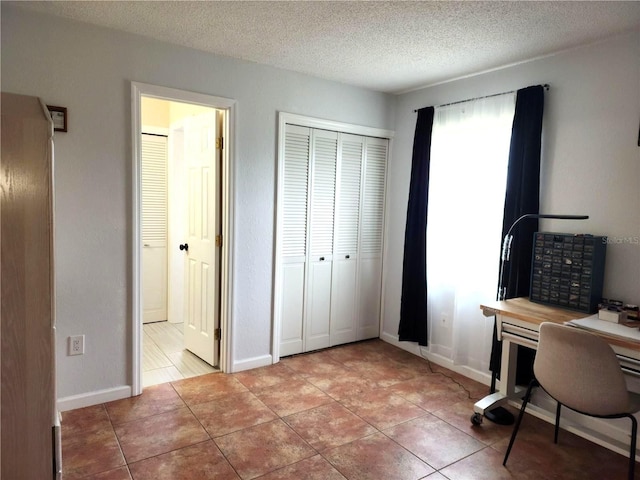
left=131, top=83, right=235, bottom=395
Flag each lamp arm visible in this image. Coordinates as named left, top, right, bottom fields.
left=497, top=213, right=589, bottom=301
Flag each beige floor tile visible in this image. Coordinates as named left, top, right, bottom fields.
left=143, top=337, right=173, bottom=371
left=143, top=366, right=184, bottom=388
left=142, top=321, right=214, bottom=387
left=144, top=322, right=184, bottom=354
left=167, top=349, right=217, bottom=377
left=169, top=321, right=184, bottom=332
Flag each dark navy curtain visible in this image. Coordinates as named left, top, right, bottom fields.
left=398, top=107, right=434, bottom=346
left=490, top=85, right=545, bottom=381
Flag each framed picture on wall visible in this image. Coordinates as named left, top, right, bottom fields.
left=47, top=105, right=67, bottom=132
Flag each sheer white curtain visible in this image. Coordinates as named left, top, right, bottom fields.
left=426, top=93, right=516, bottom=371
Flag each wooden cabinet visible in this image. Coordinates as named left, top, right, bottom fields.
left=1, top=92, right=58, bottom=479
left=276, top=121, right=388, bottom=356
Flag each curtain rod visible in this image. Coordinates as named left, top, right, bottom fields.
left=413, top=84, right=549, bottom=112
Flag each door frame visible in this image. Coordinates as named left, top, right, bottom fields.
left=131, top=82, right=236, bottom=395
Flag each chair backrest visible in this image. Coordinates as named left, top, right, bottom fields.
left=535, top=322, right=631, bottom=416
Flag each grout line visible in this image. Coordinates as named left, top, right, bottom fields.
left=125, top=439, right=212, bottom=473
left=104, top=408, right=131, bottom=472
left=67, top=339, right=613, bottom=479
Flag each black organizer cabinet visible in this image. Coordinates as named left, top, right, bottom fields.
left=530, top=232, right=606, bottom=313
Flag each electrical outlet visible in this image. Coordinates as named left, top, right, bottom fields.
left=69, top=335, right=85, bottom=356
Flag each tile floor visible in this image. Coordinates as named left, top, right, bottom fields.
left=62, top=339, right=638, bottom=479
left=143, top=321, right=217, bottom=387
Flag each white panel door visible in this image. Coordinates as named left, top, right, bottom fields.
left=279, top=125, right=310, bottom=356
left=357, top=137, right=388, bottom=340
left=141, top=134, right=168, bottom=324
left=183, top=112, right=220, bottom=366
left=167, top=126, right=186, bottom=324
left=305, top=129, right=337, bottom=352
left=330, top=134, right=363, bottom=346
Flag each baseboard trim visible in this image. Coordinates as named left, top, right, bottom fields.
left=231, top=354, right=273, bottom=373
left=57, top=385, right=132, bottom=412
left=380, top=331, right=492, bottom=386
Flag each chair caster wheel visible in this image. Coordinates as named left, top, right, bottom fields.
left=471, top=413, right=483, bottom=426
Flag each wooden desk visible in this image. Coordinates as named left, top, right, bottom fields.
left=473, top=298, right=640, bottom=422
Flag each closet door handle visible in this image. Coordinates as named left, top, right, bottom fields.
left=319, top=256, right=325, bottom=261
left=179, top=243, right=189, bottom=252
left=345, top=255, right=350, bottom=259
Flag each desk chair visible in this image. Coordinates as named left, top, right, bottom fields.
left=503, top=322, right=640, bottom=480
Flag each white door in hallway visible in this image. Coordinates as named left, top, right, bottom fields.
left=183, top=111, right=221, bottom=367
left=141, top=134, right=168, bottom=324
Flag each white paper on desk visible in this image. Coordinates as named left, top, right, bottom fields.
left=566, top=314, right=640, bottom=343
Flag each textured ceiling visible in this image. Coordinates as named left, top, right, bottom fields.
left=11, top=1, right=640, bottom=94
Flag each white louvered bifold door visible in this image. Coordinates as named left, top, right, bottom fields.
left=277, top=122, right=388, bottom=356
left=141, top=134, right=168, bottom=323
left=330, top=134, right=364, bottom=346
left=279, top=125, right=311, bottom=356
left=357, top=137, right=388, bottom=340
left=305, top=129, right=338, bottom=352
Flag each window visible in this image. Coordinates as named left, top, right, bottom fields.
left=426, top=93, right=515, bottom=369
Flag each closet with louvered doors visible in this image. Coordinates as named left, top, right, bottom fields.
left=276, top=121, right=388, bottom=357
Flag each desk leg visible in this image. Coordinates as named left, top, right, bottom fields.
left=472, top=331, right=518, bottom=424
left=500, top=337, right=518, bottom=398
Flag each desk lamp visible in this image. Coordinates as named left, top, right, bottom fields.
left=484, top=213, right=589, bottom=425
left=497, top=214, right=589, bottom=301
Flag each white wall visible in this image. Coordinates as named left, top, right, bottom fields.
left=1, top=5, right=395, bottom=401
left=385, top=31, right=640, bottom=368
